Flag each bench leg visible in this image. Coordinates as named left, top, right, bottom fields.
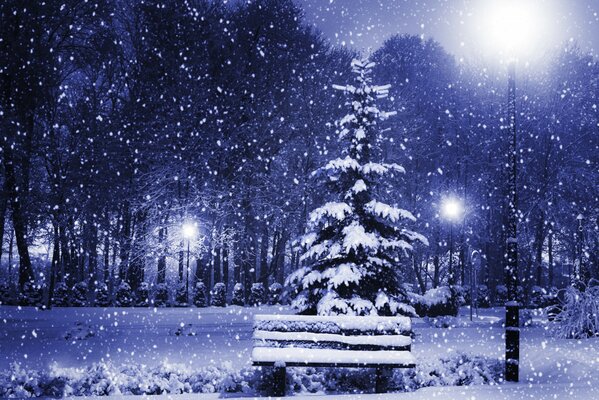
left=375, top=367, right=392, bottom=393
left=272, top=365, right=286, bottom=397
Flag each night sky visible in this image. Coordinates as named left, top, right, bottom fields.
left=298, top=0, right=599, bottom=60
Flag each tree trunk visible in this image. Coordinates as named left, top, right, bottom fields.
left=3, top=149, right=33, bottom=289
left=259, top=224, right=269, bottom=286
left=157, top=227, right=166, bottom=284
left=222, top=238, right=229, bottom=292
left=47, top=223, right=60, bottom=309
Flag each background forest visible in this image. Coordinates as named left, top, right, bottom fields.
left=0, top=0, right=597, bottom=307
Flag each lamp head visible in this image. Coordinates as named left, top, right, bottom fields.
left=182, top=222, right=197, bottom=239
left=441, top=197, right=464, bottom=222
left=470, top=0, right=556, bottom=63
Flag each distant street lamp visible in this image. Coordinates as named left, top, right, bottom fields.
left=182, top=222, right=198, bottom=300
left=441, top=197, right=464, bottom=287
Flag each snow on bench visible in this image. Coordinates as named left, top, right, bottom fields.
left=251, top=314, right=415, bottom=395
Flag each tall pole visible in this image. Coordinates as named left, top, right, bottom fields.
left=449, top=224, right=454, bottom=285
left=186, top=239, right=190, bottom=301
left=505, top=61, right=520, bottom=383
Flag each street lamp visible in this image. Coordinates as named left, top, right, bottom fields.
left=441, top=197, right=464, bottom=287
left=475, top=0, right=550, bottom=383
left=182, top=222, right=198, bottom=301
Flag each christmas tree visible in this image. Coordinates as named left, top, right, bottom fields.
left=287, top=58, right=427, bottom=316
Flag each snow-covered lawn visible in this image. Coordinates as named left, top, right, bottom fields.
left=1, top=305, right=598, bottom=398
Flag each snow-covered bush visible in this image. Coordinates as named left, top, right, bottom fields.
left=193, top=281, right=208, bottom=307
left=457, top=285, right=470, bottom=306
left=249, top=283, right=266, bottom=306
left=529, top=285, right=546, bottom=308
left=0, top=352, right=502, bottom=397
left=494, top=285, right=507, bottom=305
left=52, top=282, right=70, bottom=306
left=231, top=283, right=244, bottom=306
left=19, top=281, right=43, bottom=306
left=410, top=286, right=458, bottom=317
left=136, top=282, right=150, bottom=307
left=549, top=282, right=599, bottom=339
left=268, top=282, right=283, bottom=305
left=114, top=282, right=133, bottom=307
left=476, top=285, right=491, bottom=308
left=95, top=283, right=111, bottom=307
left=211, top=283, right=226, bottom=307
left=153, top=283, right=169, bottom=307
left=287, top=58, right=426, bottom=316
left=0, top=283, right=15, bottom=306
left=174, top=284, right=189, bottom=307
left=71, top=282, right=89, bottom=307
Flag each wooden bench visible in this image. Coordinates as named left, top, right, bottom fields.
left=251, top=314, right=415, bottom=396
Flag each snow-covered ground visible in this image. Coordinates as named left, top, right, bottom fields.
left=1, top=305, right=598, bottom=398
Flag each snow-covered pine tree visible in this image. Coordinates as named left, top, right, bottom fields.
left=287, top=58, right=427, bottom=316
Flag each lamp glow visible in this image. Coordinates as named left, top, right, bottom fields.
left=182, top=222, right=197, bottom=239
left=470, top=0, right=556, bottom=62
left=441, top=197, right=464, bottom=222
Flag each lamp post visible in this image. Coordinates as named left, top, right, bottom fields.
left=441, top=197, right=464, bottom=287
left=182, top=222, right=198, bottom=301
left=576, top=214, right=586, bottom=284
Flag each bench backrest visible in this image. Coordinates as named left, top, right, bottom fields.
left=253, top=314, right=412, bottom=352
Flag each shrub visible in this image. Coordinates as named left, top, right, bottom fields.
left=95, top=283, right=111, bottom=307
left=115, top=282, right=133, bottom=307
left=249, top=283, right=266, bottom=306
left=529, top=286, right=546, bottom=308
left=193, top=281, right=208, bottom=307
left=0, top=283, right=15, bottom=306
left=71, top=282, right=89, bottom=307
left=268, top=283, right=283, bottom=305
left=153, top=283, right=169, bottom=307
left=549, top=282, right=599, bottom=339
left=476, top=285, right=491, bottom=308
left=410, top=286, right=458, bottom=317
left=231, top=283, right=244, bottom=306
left=494, top=285, right=507, bottom=305
left=136, top=282, right=150, bottom=307
left=18, top=281, right=43, bottom=307
left=211, top=283, right=227, bottom=307
left=174, top=284, right=189, bottom=307
left=51, top=282, right=69, bottom=306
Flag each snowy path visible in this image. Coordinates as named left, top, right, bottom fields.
left=2, top=305, right=598, bottom=398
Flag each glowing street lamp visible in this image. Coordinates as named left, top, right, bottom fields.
left=476, top=0, right=550, bottom=383
left=441, top=197, right=464, bottom=287
left=182, top=222, right=198, bottom=300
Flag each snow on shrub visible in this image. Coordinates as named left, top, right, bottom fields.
left=494, top=285, right=507, bottom=306
left=268, top=283, right=283, bottom=305
left=19, top=281, right=43, bottom=307
left=211, top=283, right=227, bottom=307
left=135, top=282, right=150, bottom=307
left=549, top=282, right=599, bottom=339
left=114, top=282, right=133, bottom=307
left=95, top=283, right=111, bottom=307
left=71, top=282, right=88, bottom=307
left=249, top=283, right=266, bottom=306
left=153, top=283, right=169, bottom=307
left=476, top=285, right=491, bottom=308
left=174, top=283, right=188, bottom=307
left=193, top=281, right=208, bottom=307
left=52, top=282, right=70, bottom=307
left=0, top=352, right=502, bottom=397
left=231, top=283, right=244, bottom=306
left=410, top=286, right=458, bottom=317
left=0, top=283, right=14, bottom=305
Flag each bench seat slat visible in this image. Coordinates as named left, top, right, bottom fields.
left=254, top=314, right=411, bottom=336
left=252, top=347, right=416, bottom=367
left=253, top=330, right=411, bottom=349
